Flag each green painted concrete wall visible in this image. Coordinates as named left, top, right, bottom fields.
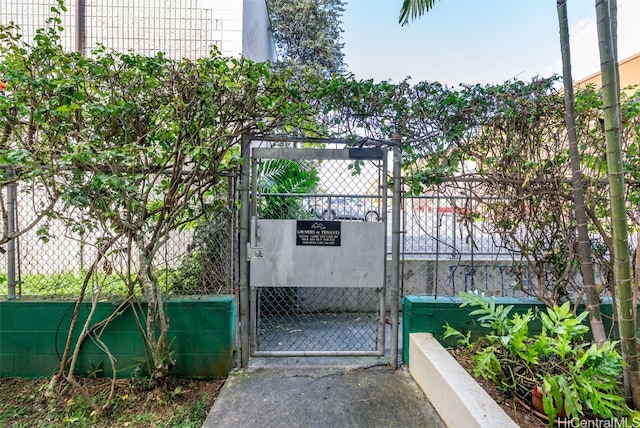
left=402, top=296, right=547, bottom=365
left=402, top=296, right=627, bottom=365
left=0, top=296, right=236, bottom=379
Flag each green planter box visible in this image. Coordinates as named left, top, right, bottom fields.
left=402, top=295, right=628, bottom=366
left=0, top=296, right=236, bottom=379
left=403, top=296, right=546, bottom=366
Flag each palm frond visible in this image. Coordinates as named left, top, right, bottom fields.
left=399, top=0, right=439, bottom=26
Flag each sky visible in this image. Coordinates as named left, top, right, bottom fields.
left=341, top=0, right=640, bottom=87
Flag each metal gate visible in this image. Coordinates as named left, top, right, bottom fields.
left=242, top=137, right=389, bottom=358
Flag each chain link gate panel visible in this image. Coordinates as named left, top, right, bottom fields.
left=247, top=142, right=388, bottom=357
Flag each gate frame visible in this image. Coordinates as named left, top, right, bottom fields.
left=238, top=134, right=402, bottom=368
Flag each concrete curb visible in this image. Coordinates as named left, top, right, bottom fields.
left=408, top=333, right=518, bottom=428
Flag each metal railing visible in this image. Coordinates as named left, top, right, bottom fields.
left=401, top=195, right=504, bottom=257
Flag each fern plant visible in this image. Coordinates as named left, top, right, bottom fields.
left=444, top=291, right=632, bottom=425
left=257, top=159, right=319, bottom=219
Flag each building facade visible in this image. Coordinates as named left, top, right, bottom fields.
left=575, top=52, right=640, bottom=89
left=1, top=0, right=274, bottom=61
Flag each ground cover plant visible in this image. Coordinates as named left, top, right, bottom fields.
left=444, top=291, right=634, bottom=426
left=0, top=377, right=222, bottom=428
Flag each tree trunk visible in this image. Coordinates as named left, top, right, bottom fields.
left=595, top=0, right=640, bottom=408
left=556, top=0, right=606, bottom=344
left=137, top=234, right=174, bottom=379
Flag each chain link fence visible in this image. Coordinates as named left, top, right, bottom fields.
left=402, top=195, right=503, bottom=257
left=398, top=192, right=621, bottom=301
left=3, top=169, right=613, bottom=302
left=2, top=174, right=237, bottom=297
left=1, top=0, right=244, bottom=298
left=254, top=287, right=382, bottom=353
left=399, top=195, right=531, bottom=298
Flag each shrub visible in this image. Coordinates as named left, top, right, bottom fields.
left=444, top=291, right=632, bottom=425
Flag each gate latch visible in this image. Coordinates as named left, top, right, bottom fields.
left=247, top=243, right=263, bottom=261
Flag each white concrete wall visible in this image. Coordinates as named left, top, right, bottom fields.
left=199, top=0, right=276, bottom=61
left=409, top=333, right=518, bottom=428
left=201, top=0, right=244, bottom=58
left=399, top=258, right=535, bottom=298
left=242, top=0, right=275, bottom=62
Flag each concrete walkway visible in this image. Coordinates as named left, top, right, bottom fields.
left=202, top=358, right=445, bottom=428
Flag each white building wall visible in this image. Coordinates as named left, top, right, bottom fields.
left=1, top=1, right=77, bottom=52
left=1, top=0, right=273, bottom=61
left=242, top=0, right=275, bottom=62
left=200, top=0, right=244, bottom=58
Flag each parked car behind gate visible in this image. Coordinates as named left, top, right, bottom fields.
left=311, top=197, right=380, bottom=222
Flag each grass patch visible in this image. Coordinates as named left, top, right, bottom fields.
left=3, top=270, right=184, bottom=298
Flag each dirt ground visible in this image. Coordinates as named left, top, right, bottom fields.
left=0, top=376, right=224, bottom=427
left=448, top=347, right=548, bottom=428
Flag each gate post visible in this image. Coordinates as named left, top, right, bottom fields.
left=7, top=177, right=17, bottom=299
left=390, top=136, right=402, bottom=369
left=238, top=133, right=251, bottom=368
